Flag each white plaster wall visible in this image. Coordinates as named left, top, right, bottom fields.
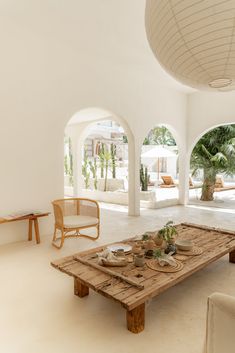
left=187, top=91, right=235, bottom=151
left=0, top=0, right=188, bottom=245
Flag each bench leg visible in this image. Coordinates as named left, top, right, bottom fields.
left=28, top=219, right=33, bottom=241
left=34, top=218, right=40, bottom=244
left=229, top=249, right=235, bottom=263
left=74, top=278, right=89, bottom=298
left=126, top=303, right=145, bottom=333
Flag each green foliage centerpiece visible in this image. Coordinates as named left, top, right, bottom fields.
left=158, top=221, right=178, bottom=254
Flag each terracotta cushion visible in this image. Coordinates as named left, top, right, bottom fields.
left=161, top=175, right=174, bottom=185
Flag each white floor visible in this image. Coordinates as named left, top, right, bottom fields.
left=189, top=187, right=235, bottom=209
left=1, top=205, right=235, bottom=353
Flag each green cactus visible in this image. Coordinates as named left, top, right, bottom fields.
left=103, top=149, right=111, bottom=192
left=82, top=149, right=90, bottom=189
left=68, top=137, right=73, bottom=186
left=99, top=143, right=105, bottom=178
left=140, top=164, right=148, bottom=191
left=89, top=158, right=98, bottom=190
left=64, top=155, right=69, bottom=175
left=110, top=143, right=116, bottom=179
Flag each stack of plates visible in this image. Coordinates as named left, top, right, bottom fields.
left=107, top=243, right=132, bottom=254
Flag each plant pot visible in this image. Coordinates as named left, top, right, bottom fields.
left=168, top=237, right=176, bottom=245
left=134, top=254, right=145, bottom=267
left=154, top=235, right=163, bottom=247
left=144, top=239, right=155, bottom=250
left=165, top=243, right=176, bottom=255
left=132, top=244, right=142, bottom=255
left=145, top=249, right=154, bottom=258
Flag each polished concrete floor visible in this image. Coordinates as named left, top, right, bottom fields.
left=0, top=205, right=235, bottom=353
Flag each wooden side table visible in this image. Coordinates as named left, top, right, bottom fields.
left=0, top=213, right=50, bottom=244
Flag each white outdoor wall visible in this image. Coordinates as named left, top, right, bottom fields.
left=0, top=0, right=188, bottom=245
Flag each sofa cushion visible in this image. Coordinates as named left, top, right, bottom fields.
left=64, top=215, right=99, bottom=228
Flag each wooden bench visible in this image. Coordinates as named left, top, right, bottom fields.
left=0, top=212, right=50, bottom=244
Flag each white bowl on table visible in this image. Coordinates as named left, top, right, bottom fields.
left=175, top=239, right=193, bottom=251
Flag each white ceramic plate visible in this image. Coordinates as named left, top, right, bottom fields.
left=107, top=243, right=132, bottom=253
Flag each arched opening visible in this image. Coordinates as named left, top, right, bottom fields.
left=189, top=123, right=235, bottom=209
left=140, top=124, right=179, bottom=208
left=64, top=108, right=137, bottom=215
left=80, top=120, right=128, bottom=202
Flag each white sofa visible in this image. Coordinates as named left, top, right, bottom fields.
left=205, top=292, right=235, bottom=353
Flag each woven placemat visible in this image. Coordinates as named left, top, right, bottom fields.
left=147, top=259, right=184, bottom=273
left=174, top=254, right=188, bottom=261
left=176, top=246, right=203, bottom=256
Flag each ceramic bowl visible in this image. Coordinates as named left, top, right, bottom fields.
left=175, top=239, right=193, bottom=251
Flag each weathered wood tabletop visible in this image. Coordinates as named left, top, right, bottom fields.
left=51, top=223, right=235, bottom=333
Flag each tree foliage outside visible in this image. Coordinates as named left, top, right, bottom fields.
left=143, top=126, right=176, bottom=146
left=191, top=124, right=235, bottom=201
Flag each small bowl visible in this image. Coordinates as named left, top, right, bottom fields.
left=175, top=239, right=193, bottom=251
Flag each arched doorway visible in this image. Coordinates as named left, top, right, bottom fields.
left=64, top=107, right=138, bottom=216
left=140, top=125, right=179, bottom=208
left=189, top=123, right=235, bottom=208
left=81, top=120, right=128, bottom=201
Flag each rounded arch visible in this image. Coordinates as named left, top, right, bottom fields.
left=186, top=121, right=235, bottom=180
left=139, top=123, right=180, bottom=209
left=66, top=107, right=134, bottom=143
left=186, top=121, right=235, bottom=205
left=64, top=107, right=139, bottom=216
left=188, top=121, right=235, bottom=159
left=138, top=122, right=182, bottom=154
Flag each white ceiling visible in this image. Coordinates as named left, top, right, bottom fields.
left=0, top=0, right=194, bottom=93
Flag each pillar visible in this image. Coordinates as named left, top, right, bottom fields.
left=178, top=147, right=189, bottom=205
left=128, top=139, right=140, bottom=216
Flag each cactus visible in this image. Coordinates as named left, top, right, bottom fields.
left=68, top=137, right=74, bottom=186
left=89, top=158, right=98, bottom=190
left=64, top=137, right=74, bottom=186
left=103, top=149, right=111, bottom=192
left=64, top=155, right=69, bottom=175
left=99, top=143, right=105, bottom=178
left=110, top=143, right=116, bottom=179
left=98, top=145, right=111, bottom=191
left=140, top=164, right=148, bottom=191
left=82, top=149, right=90, bottom=189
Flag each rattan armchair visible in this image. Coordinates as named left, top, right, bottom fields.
left=52, top=198, right=100, bottom=249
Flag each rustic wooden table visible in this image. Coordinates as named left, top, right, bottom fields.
left=51, top=223, right=235, bottom=333
left=0, top=212, right=50, bottom=244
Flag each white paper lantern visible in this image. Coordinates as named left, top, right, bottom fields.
left=145, top=0, right=235, bottom=91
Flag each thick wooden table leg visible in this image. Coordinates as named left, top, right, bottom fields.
left=33, top=218, right=40, bottom=244
left=28, top=219, right=33, bottom=241
left=126, top=303, right=145, bottom=333
left=74, top=278, right=89, bottom=298
left=229, top=249, right=235, bottom=263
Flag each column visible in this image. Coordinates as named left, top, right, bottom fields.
left=128, top=140, right=140, bottom=216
